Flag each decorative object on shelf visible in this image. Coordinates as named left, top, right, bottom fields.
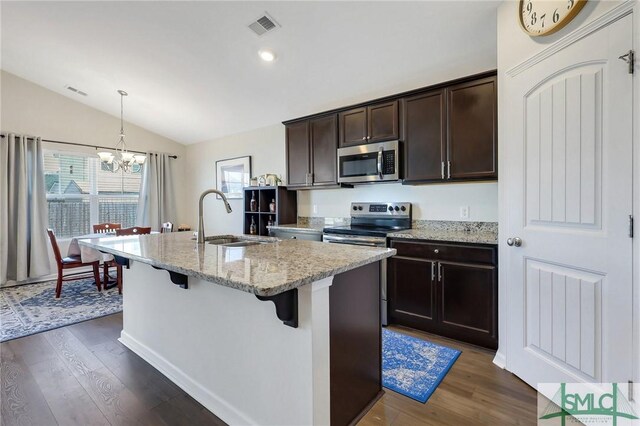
left=518, top=0, right=586, bottom=36
left=269, top=199, right=276, bottom=213
left=257, top=175, right=266, bottom=186
left=250, top=191, right=258, bottom=212
left=249, top=217, right=257, bottom=235
left=250, top=177, right=259, bottom=186
left=267, top=216, right=274, bottom=227
left=177, top=224, right=191, bottom=232
left=266, top=174, right=282, bottom=186
left=216, top=156, right=251, bottom=199
left=97, top=90, right=146, bottom=173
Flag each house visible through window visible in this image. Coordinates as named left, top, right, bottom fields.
left=44, top=151, right=142, bottom=238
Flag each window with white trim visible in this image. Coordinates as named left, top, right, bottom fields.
left=44, top=151, right=142, bottom=238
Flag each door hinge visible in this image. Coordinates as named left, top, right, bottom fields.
left=629, top=215, right=634, bottom=238
left=619, top=50, right=635, bottom=74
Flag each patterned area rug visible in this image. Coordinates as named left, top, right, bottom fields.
left=0, top=278, right=122, bottom=343
left=382, top=328, right=461, bottom=403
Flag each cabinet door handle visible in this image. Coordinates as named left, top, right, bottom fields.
left=437, top=263, right=442, bottom=281
left=441, top=161, right=445, bottom=179
left=431, top=262, right=435, bottom=281
left=447, top=161, right=451, bottom=179
left=362, top=136, right=367, bottom=140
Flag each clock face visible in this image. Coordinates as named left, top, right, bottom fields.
left=519, top=0, right=587, bottom=36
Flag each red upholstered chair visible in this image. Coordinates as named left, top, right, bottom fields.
left=93, top=223, right=121, bottom=234
left=115, top=226, right=152, bottom=236
left=111, top=226, right=151, bottom=294
left=47, top=229, right=102, bottom=298
left=93, top=223, right=122, bottom=285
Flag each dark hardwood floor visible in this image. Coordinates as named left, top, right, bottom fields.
left=0, top=314, right=537, bottom=426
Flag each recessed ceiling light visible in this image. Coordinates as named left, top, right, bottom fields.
left=258, top=49, right=276, bottom=62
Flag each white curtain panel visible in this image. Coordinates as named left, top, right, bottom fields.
left=136, top=152, right=176, bottom=231
left=0, top=134, right=51, bottom=286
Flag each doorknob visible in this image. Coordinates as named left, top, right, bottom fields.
left=506, top=237, right=522, bottom=247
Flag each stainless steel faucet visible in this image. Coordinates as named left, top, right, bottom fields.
left=197, top=189, right=233, bottom=243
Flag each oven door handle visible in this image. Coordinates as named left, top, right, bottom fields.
left=323, top=235, right=384, bottom=246
left=327, top=240, right=380, bottom=247
left=377, top=147, right=384, bottom=179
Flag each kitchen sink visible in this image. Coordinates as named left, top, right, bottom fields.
left=207, top=236, right=274, bottom=247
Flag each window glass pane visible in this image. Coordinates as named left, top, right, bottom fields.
left=98, top=196, right=138, bottom=228
left=44, top=150, right=141, bottom=238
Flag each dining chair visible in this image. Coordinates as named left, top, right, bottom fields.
left=93, top=223, right=122, bottom=286
left=115, top=226, right=152, bottom=236
left=161, top=222, right=174, bottom=233
left=93, top=223, right=121, bottom=234
left=47, top=229, right=102, bottom=298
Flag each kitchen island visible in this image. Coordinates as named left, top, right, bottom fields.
left=79, top=232, right=395, bottom=426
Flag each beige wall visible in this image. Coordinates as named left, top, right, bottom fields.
left=184, top=124, right=286, bottom=235
left=0, top=70, right=188, bottom=223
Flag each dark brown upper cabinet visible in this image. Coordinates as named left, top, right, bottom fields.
left=446, top=76, right=497, bottom=180
left=285, top=121, right=311, bottom=187
left=402, top=90, right=446, bottom=182
left=401, top=75, right=497, bottom=183
left=285, top=114, right=339, bottom=188
left=339, top=100, right=399, bottom=147
left=310, top=114, right=338, bottom=186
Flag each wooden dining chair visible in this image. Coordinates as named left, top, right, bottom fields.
left=115, top=226, right=152, bottom=236
left=161, top=222, right=174, bottom=233
left=47, top=229, right=102, bottom=298
left=93, top=223, right=121, bottom=234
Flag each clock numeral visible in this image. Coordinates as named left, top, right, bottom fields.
left=526, top=1, right=532, bottom=13
left=553, top=9, right=560, bottom=23
left=540, top=13, right=546, bottom=27
left=568, top=0, right=574, bottom=9
left=531, top=12, right=537, bottom=26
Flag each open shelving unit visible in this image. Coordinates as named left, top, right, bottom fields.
left=243, top=186, right=297, bottom=236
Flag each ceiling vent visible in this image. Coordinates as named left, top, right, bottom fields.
left=248, top=13, right=280, bottom=36
left=65, top=85, right=87, bottom=96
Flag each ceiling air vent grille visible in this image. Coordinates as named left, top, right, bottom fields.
left=65, top=85, right=87, bottom=96
left=248, top=13, right=279, bottom=36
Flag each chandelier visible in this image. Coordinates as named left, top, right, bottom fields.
left=97, top=90, right=145, bottom=173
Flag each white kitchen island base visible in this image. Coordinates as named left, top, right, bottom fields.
left=119, top=261, right=333, bottom=425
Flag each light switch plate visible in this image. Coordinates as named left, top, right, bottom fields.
left=460, top=206, right=470, bottom=220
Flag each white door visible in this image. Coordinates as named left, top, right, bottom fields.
left=505, top=14, right=634, bottom=388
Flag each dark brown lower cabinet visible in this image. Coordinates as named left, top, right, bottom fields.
left=388, top=239, right=498, bottom=349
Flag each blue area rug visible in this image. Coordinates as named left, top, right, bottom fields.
left=0, top=278, right=122, bottom=342
left=382, top=328, right=461, bottom=403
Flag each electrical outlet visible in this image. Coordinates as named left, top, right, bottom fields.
left=460, top=206, right=470, bottom=220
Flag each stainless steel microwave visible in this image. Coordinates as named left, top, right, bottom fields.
left=337, top=140, right=401, bottom=184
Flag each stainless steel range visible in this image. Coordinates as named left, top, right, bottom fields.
left=323, top=202, right=412, bottom=325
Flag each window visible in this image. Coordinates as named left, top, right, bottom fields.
left=44, top=151, right=142, bottom=238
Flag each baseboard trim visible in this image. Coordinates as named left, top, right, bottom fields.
left=119, top=331, right=258, bottom=425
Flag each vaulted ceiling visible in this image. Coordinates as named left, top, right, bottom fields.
left=1, top=1, right=498, bottom=144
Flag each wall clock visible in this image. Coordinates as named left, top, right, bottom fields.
left=519, top=0, right=587, bottom=36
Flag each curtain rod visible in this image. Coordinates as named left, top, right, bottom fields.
left=0, top=134, right=178, bottom=159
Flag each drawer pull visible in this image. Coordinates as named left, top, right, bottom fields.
left=431, top=262, right=435, bottom=281
left=437, top=263, right=442, bottom=281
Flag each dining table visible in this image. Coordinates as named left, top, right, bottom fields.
left=67, top=232, right=119, bottom=288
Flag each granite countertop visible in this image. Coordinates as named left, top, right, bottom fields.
left=78, top=232, right=395, bottom=297
left=266, top=223, right=324, bottom=234
left=388, top=228, right=498, bottom=245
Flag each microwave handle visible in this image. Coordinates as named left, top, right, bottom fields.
left=377, top=147, right=384, bottom=179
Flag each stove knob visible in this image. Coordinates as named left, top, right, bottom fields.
left=353, top=206, right=358, bottom=211
left=358, top=206, right=363, bottom=211
left=388, top=206, right=394, bottom=212
left=400, top=206, right=407, bottom=212
left=394, top=206, right=400, bottom=211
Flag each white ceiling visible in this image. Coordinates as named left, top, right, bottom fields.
left=1, top=1, right=499, bottom=145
